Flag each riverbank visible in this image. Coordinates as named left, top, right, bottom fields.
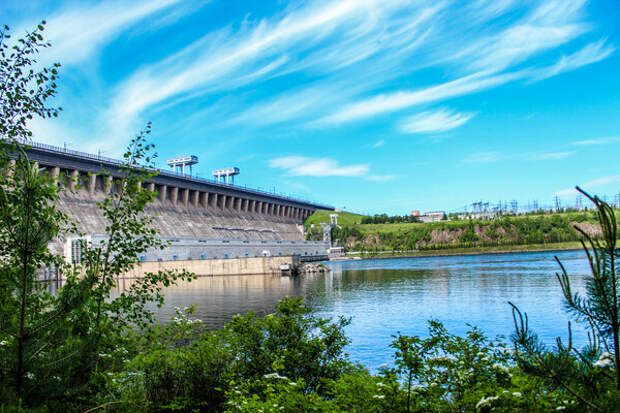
left=341, top=241, right=583, bottom=260
left=304, top=209, right=601, bottom=257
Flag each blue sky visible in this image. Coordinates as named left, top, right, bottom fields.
left=4, top=0, right=620, bottom=214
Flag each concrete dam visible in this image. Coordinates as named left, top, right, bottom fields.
left=20, top=141, right=334, bottom=273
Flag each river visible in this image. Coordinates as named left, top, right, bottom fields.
left=146, top=249, right=590, bottom=368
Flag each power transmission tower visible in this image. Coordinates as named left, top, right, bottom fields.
left=511, top=200, right=518, bottom=214
left=554, top=196, right=561, bottom=212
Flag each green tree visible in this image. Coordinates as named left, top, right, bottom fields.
left=510, top=186, right=620, bottom=411
left=0, top=23, right=194, bottom=409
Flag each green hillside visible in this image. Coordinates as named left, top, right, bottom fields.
left=305, top=210, right=365, bottom=226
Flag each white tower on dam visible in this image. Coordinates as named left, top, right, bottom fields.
left=212, top=167, right=240, bottom=185
left=167, top=155, right=198, bottom=175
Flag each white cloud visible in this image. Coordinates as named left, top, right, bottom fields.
left=530, top=151, right=575, bottom=160
left=319, top=71, right=524, bottom=124
left=554, top=174, right=620, bottom=198
left=400, top=108, right=475, bottom=134
left=464, top=0, right=590, bottom=74
left=461, top=151, right=504, bottom=164
left=571, top=136, right=620, bottom=146
left=372, top=139, right=385, bottom=148
left=533, top=39, right=615, bottom=80
left=316, top=0, right=609, bottom=126
left=366, top=174, right=398, bottom=182
left=269, top=156, right=369, bottom=177
left=19, top=0, right=614, bottom=153
left=463, top=150, right=577, bottom=163
left=33, top=0, right=187, bottom=65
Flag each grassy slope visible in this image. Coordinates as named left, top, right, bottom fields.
left=305, top=210, right=366, bottom=226
left=350, top=210, right=600, bottom=236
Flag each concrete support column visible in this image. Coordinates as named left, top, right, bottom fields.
left=235, top=197, right=242, bottom=212
left=51, top=166, right=60, bottom=181
left=181, top=188, right=189, bottom=207
left=158, top=185, right=167, bottom=202
left=209, top=193, right=217, bottom=209
left=217, top=194, right=224, bottom=210
left=147, top=182, right=155, bottom=192
left=199, top=192, right=208, bottom=209
left=249, top=199, right=255, bottom=213
left=105, top=176, right=113, bottom=195
left=190, top=190, right=199, bottom=208
left=87, top=173, right=96, bottom=196
left=170, top=186, right=178, bottom=206
left=241, top=198, right=248, bottom=212
left=69, top=169, right=79, bottom=191
left=225, top=196, right=232, bottom=210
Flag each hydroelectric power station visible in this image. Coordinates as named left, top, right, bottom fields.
left=19, top=141, right=333, bottom=277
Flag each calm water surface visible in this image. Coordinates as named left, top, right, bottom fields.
left=150, top=249, right=589, bottom=368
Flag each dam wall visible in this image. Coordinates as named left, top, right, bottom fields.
left=16, top=141, right=333, bottom=256
left=121, top=255, right=298, bottom=278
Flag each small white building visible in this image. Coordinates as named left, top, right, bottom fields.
left=417, top=211, right=445, bottom=223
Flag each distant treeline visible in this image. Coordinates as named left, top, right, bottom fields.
left=360, top=213, right=444, bottom=224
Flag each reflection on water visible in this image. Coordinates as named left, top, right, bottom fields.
left=47, top=249, right=590, bottom=368
left=148, top=275, right=312, bottom=328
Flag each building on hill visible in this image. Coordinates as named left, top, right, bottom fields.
left=416, top=211, right=446, bottom=223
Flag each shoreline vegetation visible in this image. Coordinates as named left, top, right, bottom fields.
left=338, top=241, right=584, bottom=260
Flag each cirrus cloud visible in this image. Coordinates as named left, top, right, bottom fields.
left=269, top=156, right=369, bottom=177
left=400, top=108, right=476, bottom=134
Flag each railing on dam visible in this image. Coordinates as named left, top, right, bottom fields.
left=11, top=138, right=333, bottom=210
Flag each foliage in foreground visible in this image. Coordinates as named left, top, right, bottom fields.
left=0, top=22, right=194, bottom=410
left=92, top=298, right=597, bottom=413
